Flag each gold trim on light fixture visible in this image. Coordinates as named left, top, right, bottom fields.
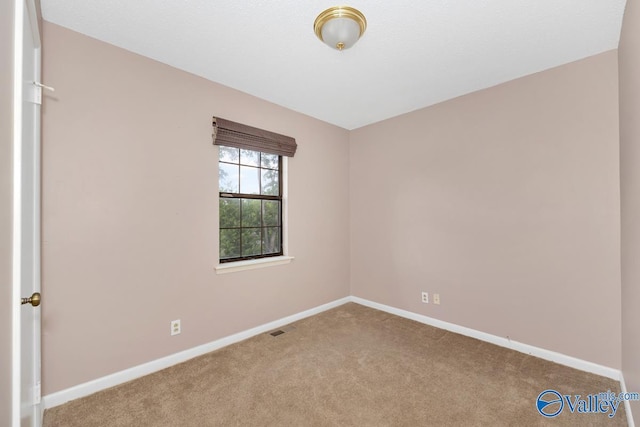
left=314, top=6, right=367, bottom=51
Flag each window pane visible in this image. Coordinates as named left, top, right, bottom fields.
left=241, top=199, right=261, bottom=227
left=240, top=166, right=259, bottom=194
left=219, top=146, right=239, bottom=164
left=261, top=153, right=279, bottom=170
left=262, top=200, right=280, bottom=226
left=219, top=199, right=240, bottom=228
left=240, top=149, right=260, bottom=167
left=219, top=163, right=239, bottom=193
left=241, top=228, right=262, bottom=257
left=219, top=148, right=283, bottom=262
left=261, top=169, right=279, bottom=196
left=220, top=229, right=241, bottom=259
left=263, top=227, right=281, bottom=254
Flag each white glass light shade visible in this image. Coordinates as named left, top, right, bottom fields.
left=314, top=6, right=367, bottom=51
left=321, top=17, right=361, bottom=50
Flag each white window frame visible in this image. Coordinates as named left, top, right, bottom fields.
left=215, top=156, right=293, bottom=274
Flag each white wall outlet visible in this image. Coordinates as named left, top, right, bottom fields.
left=170, top=319, right=181, bottom=336
left=433, top=293, right=441, bottom=305
left=421, top=292, right=429, bottom=303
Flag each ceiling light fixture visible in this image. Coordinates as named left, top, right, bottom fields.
left=314, top=6, right=367, bottom=51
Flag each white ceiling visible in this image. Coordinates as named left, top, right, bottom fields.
left=41, top=0, right=627, bottom=130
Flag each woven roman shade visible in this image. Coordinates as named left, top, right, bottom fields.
left=212, top=117, right=297, bottom=157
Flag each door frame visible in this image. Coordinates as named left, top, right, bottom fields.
left=12, top=0, right=42, bottom=425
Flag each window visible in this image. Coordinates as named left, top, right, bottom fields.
left=212, top=117, right=297, bottom=266
left=218, top=147, right=282, bottom=262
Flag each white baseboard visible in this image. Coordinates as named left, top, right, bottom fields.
left=620, top=373, right=636, bottom=427
left=350, top=296, right=622, bottom=381
left=44, top=295, right=625, bottom=413
left=43, top=297, right=351, bottom=409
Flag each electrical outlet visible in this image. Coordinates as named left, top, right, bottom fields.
left=421, top=292, right=429, bottom=303
left=170, top=319, right=181, bottom=336
left=433, top=293, right=440, bottom=305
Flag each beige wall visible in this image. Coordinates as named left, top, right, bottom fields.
left=1, top=1, right=15, bottom=425
left=619, top=0, right=640, bottom=421
left=41, top=22, right=351, bottom=395
left=350, top=51, right=621, bottom=369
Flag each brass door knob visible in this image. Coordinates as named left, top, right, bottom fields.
left=21, top=292, right=41, bottom=307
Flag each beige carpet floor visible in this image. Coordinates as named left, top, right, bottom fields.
left=43, top=303, right=627, bottom=426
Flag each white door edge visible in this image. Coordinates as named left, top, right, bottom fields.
left=12, top=0, right=25, bottom=426
left=13, top=0, right=42, bottom=425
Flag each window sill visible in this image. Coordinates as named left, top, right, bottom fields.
left=215, top=256, right=295, bottom=274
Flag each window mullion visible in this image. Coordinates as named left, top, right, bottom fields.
left=258, top=152, right=262, bottom=197
left=222, top=192, right=279, bottom=201
left=260, top=200, right=264, bottom=256
left=278, top=156, right=283, bottom=197
left=239, top=197, right=243, bottom=257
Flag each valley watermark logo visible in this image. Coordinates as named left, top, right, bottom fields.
left=536, top=389, right=639, bottom=419
left=537, top=390, right=564, bottom=417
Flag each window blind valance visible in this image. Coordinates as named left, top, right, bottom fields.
left=212, top=117, right=297, bottom=157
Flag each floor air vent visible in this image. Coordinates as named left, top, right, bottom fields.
left=270, top=325, right=296, bottom=337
